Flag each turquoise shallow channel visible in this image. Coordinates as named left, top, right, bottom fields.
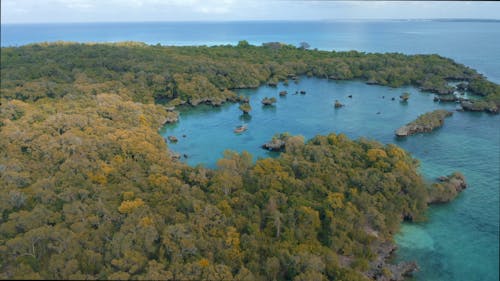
left=162, top=78, right=500, bottom=281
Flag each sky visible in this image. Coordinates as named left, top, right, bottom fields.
left=2, top=0, right=499, bottom=24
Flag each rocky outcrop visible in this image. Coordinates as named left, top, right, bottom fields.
left=279, top=90, right=288, bottom=96
left=428, top=172, right=467, bottom=204
left=334, top=100, right=344, bottom=108
left=461, top=101, right=499, bottom=113
left=165, top=111, right=179, bottom=123
left=261, top=133, right=291, bottom=152
left=366, top=79, right=380, bottom=85
left=167, top=136, right=178, bottom=143
left=399, top=92, right=410, bottom=102
left=261, top=97, right=277, bottom=106
left=365, top=241, right=419, bottom=281
left=262, top=139, right=286, bottom=151
left=189, top=97, right=225, bottom=106
left=456, top=82, right=468, bottom=91
left=239, top=102, right=252, bottom=114
left=395, top=110, right=452, bottom=137
left=300, top=90, right=306, bottom=95
left=159, top=110, right=179, bottom=128
left=419, top=85, right=454, bottom=95
left=237, top=95, right=250, bottom=103
left=169, top=151, right=181, bottom=161
left=434, top=94, right=457, bottom=102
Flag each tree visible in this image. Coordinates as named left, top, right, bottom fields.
left=239, top=103, right=252, bottom=114
left=237, top=40, right=250, bottom=48
left=298, top=42, right=310, bottom=50
left=400, top=92, right=410, bottom=102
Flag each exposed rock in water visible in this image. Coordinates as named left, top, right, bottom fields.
left=428, top=172, right=467, bottom=204
left=167, top=136, right=178, bottom=143
left=334, top=100, right=344, bottom=108
left=279, top=90, right=288, bottom=96
left=268, top=81, right=278, bottom=87
left=261, top=97, right=277, bottom=106
left=399, top=92, right=410, bottom=102
left=300, top=90, right=306, bottom=95
left=348, top=95, right=353, bottom=98
left=395, top=110, right=453, bottom=137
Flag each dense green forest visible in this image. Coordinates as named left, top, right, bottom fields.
left=1, top=41, right=499, bottom=111
left=0, top=42, right=474, bottom=280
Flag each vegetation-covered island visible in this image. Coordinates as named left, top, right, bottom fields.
left=395, top=110, right=453, bottom=137
left=0, top=41, right=483, bottom=280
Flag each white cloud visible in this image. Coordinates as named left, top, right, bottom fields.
left=1, top=0, right=499, bottom=23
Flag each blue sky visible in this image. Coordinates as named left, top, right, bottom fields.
left=2, top=0, right=499, bottom=23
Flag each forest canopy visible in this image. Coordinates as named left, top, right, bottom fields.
left=0, top=42, right=475, bottom=280
left=1, top=41, right=498, bottom=109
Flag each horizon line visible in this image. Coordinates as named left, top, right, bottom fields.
left=2, top=18, right=500, bottom=25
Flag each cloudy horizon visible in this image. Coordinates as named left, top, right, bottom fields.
left=2, top=1, right=499, bottom=24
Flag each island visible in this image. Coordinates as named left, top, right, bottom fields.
left=239, top=102, right=252, bottom=114
left=0, top=41, right=484, bottom=280
left=261, top=97, right=277, bottom=106
left=395, top=110, right=453, bottom=137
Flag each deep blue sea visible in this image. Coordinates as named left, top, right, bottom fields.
left=2, top=20, right=499, bottom=281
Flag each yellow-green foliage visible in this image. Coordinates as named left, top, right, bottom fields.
left=0, top=42, right=453, bottom=280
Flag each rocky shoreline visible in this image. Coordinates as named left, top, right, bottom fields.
left=364, top=172, right=467, bottom=280
left=365, top=241, right=419, bottom=281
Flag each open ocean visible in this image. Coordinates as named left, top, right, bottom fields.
left=2, top=20, right=499, bottom=281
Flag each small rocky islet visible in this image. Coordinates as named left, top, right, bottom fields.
left=395, top=110, right=453, bottom=137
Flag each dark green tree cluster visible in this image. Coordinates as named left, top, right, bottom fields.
left=1, top=41, right=498, bottom=111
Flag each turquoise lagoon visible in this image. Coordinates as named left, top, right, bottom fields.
left=163, top=78, right=500, bottom=281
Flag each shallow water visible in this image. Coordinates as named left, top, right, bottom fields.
left=162, top=78, right=499, bottom=281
